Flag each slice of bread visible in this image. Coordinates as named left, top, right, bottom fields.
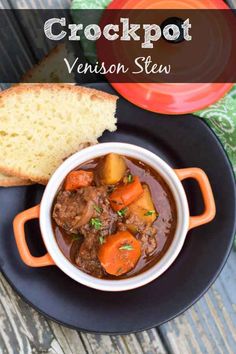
left=0, top=44, right=75, bottom=188
left=22, top=44, right=75, bottom=83
left=0, top=84, right=118, bottom=184
left=0, top=173, right=32, bottom=187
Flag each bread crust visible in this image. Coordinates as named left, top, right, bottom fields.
left=0, top=175, right=33, bottom=187
left=21, top=44, right=67, bottom=83
left=0, top=165, right=48, bottom=185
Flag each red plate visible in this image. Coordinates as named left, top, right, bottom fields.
left=107, top=0, right=233, bottom=114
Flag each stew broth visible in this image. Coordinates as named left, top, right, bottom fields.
left=52, top=155, right=177, bottom=279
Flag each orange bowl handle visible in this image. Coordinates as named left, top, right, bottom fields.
left=13, top=205, right=55, bottom=267
left=174, top=168, right=216, bottom=230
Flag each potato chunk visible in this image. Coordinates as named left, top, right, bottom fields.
left=99, top=153, right=126, bottom=185
left=128, top=184, right=157, bottom=224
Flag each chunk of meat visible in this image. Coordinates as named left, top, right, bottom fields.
left=53, top=186, right=108, bottom=234
left=53, top=185, right=119, bottom=278
left=79, top=195, right=118, bottom=237
left=75, top=234, right=104, bottom=278
left=75, top=195, right=119, bottom=277
left=119, top=214, right=157, bottom=256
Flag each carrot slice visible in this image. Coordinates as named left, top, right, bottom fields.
left=109, top=176, right=143, bottom=211
left=64, top=170, right=94, bottom=191
left=98, top=231, right=141, bottom=276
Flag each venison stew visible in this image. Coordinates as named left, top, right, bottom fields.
left=52, top=154, right=177, bottom=279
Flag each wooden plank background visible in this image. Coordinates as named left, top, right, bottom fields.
left=0, top=1, right=235, bottom=353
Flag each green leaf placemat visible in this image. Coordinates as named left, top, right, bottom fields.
left=71, top=0, right=111, bottom=64
left=195, top=90, right=236, bottom=176
left=195, top=89, right=236, bottom=249
left=72, top=0, right=111, bottom=9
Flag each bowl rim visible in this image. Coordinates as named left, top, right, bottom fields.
left=40, top=142, right=189, bottom=291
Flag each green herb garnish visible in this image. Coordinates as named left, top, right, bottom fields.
left=99, top=235, right=105, bottom=245
left=117, top=208, right=128, bottom=217
left=127, top=174, right=133, bottom=183
left=93, top=204, right=102, bottom=214
left=117, top=267, right=123, bottom=274
left=90, top=218, right=102, bottom=230
left=119, top=244, right=133, bottom=251
left=144, top=210, right=156, bottom=216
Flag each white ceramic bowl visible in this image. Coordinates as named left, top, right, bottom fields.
left=13, top=143, right=216, bottom=291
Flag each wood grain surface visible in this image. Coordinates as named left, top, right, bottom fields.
left=0, top=253, right=235, bottom=353
left=0, top=1, right=235, bottom=353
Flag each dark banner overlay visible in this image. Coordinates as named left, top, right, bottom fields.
left=1, top=9, right=236, bottom=83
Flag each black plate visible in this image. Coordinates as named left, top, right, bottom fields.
left=0, top=82, right=235, bottom=334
